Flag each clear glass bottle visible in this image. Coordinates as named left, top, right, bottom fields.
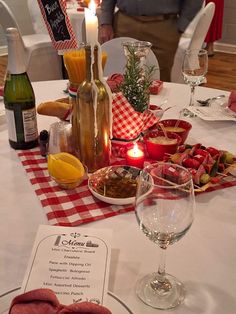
left=72, top=45, right=111, bottom=173
left=4, top=28, right=38, bottom=149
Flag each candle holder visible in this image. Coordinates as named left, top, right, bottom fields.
left=126, top=143, right=145, bottom=169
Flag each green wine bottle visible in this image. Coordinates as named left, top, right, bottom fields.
left=4, top=28, right=38, bottom=149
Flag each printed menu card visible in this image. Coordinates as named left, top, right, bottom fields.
left=21, top=225, right=112, bottom=306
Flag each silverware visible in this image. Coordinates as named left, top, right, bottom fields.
left=197, top=95, right=226, bottom=106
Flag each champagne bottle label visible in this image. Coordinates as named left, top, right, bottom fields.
left=5, top=109, right=16, bottom=141
left=5, top=107, right=38, bottom=142
left=22, top=108, right=38, bottom=141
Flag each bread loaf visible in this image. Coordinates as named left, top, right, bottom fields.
left=37, top=99, right=71, bottom=120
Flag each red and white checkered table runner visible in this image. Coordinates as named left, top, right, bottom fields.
left=18, top=149, right=133, bottom=227
left=18, top=149, right=236, bottom=227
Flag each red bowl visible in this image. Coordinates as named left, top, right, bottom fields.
left=159, top=119, right=192, bottom=144
left=144, top=130, right=181, bottom=161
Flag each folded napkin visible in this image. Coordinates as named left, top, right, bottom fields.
left=106, top=74, right=124, bottom=93
left=149, top=80, right=163, bottom=95
left=228, top=90, right=236, bottom=112
left=10, top=289, right=112, bottom=314
left=112, top=92, right=158, bottom=140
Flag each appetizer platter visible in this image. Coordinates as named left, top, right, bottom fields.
left=163, top=143, right=236, bottom=192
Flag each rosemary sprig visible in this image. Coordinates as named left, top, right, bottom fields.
left=119, top=46, right=157, bottom=113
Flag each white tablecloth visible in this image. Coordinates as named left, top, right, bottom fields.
left=0, top=81, right=236, bottom=313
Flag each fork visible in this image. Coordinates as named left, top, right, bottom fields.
left=197, top=95, right=226, bottom=106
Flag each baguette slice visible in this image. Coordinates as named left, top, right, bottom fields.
left=37, top=100, right=71, bottom=120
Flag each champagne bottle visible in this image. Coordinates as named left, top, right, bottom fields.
left=72, top=45, right=111, bottom=173
left=4, top=28, right=38, bottom=150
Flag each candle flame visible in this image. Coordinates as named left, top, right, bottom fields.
left=104, top=130, right=108, bottom=148
left=89, top=0, right=96, bottom=15
left=133, top=143, right=139, bottom=155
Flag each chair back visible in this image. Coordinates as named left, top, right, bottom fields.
left=188, top=2, right=215, bottom=50
left=101, top=37, right=160, bottom=79
left=0, top=0, right=63, bottom=81
left=171, top=2, right=215, bottom=83
left=0, top=0, right=20, bottom=32
left=182, top=0, right=206, bottom=38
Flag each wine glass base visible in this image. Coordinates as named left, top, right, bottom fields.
left=181, top=107, right=196, bottom=118
left=136, top=272, right=185, bottom=310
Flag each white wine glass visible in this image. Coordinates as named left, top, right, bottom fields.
left=181, top=48, right=208, bottom=117
left=135, top=162, right=195, bottom=309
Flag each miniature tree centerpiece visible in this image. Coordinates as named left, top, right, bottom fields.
left=120, top=43, right=156, bottom=112
left=111, top=41, right=159, bottom=157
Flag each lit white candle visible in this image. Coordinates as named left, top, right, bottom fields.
left=85, top=0, right=98, bottom=45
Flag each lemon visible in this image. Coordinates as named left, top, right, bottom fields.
left=48, top=153, right=85, bottom=182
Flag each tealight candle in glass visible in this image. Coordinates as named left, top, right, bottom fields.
left=126, top=143, right=145, bottom=169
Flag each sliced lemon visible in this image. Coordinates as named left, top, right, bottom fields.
left=48, top=153, right=85, bottom=182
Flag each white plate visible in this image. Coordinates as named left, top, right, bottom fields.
left=0, top=289, right=133, bottom=314
left=221, top=100, right=236, bottom=117
left=88, top=165, right=141, bottom=205
left=89, top=186, right=136, bottom=205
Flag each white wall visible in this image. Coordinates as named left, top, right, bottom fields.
left=220, top=0, right=236, bottom=45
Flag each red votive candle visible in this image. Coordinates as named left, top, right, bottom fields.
left=126, top=143, right=145, bottom=169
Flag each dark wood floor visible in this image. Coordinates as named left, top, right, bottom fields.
left=0, top=51, right=236, bottom=90
left=203, top=51, right=236, bottom=91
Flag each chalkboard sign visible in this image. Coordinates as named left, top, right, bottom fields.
left=37, top=0, right=78, bottom=51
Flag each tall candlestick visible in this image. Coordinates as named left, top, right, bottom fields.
left=85, top=0, right=98, bottom=45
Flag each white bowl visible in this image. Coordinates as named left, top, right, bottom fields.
left=88, top=165, right=141, bottom=205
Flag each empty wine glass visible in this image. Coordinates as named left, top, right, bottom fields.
left=135, top=163, right=195, bottom=309
left=181, top=48, right=208, bottom=117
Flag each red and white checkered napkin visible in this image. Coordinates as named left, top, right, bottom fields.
left=112, top=92, right=159, bottom=140
left=18, top=149, right=133, bottom=227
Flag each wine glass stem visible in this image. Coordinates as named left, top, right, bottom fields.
left=150, top=248, right=172, bottom=293
left=189, top=85, right=195, bottom=107
left=157, top=247, right=166, bottom=281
